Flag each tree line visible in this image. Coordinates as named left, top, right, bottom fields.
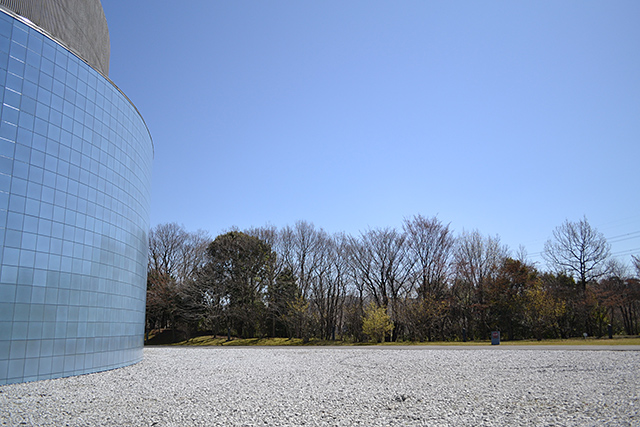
left=145, top=216, right=640, bottom=343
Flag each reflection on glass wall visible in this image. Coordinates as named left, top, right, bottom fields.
left=0, top=11, right=152, bottom=384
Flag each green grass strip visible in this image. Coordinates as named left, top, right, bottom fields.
left=166, top=336, right=640, bottom=347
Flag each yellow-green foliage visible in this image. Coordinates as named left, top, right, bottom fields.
left=525, top=283, right=566, bottom=340
left=362, top=303, right=394, bottom=343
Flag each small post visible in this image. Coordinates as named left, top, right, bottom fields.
left=491, top=331, right=500, bottom=345
left=462, top=328, right=467, bottom=343
left=608, top=324, right=613, bottom=339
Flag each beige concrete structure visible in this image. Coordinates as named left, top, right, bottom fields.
left=0, top=0, right=110, bottom=75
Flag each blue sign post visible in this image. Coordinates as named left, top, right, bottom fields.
left=491, top=331, right=500, bottom=345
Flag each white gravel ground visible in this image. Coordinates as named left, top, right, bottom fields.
left=1, top=347, right=639, bottom=426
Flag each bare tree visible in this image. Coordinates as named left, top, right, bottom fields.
left=348, top=227, right=414, bottom=340
left=175, top=230, right=211, bottom=284
left=605, top=258, right=630, bottom=280
left=146, top=223, right=211, bottom=340
left=596, top=261, right=640, bottom=336
left=632, top=255, right=640, bottom=279
left=279, top=221, right=325, bottom=299
left=148, top=222, right=211, bottom=284
left=148, top=222, right=187, bottom=277
left=403, top=215, right=454, bottom=300
left=515, top=245, right=535, bottom=267
left=454, top=230, right=508, bottom=305
left=346, top=234, right=371, bottom=304
left=308, top=233, right=349, bottom=340
left=452, top=230, right=509, bottom=338
left=543, top=217, right=610, bottom=290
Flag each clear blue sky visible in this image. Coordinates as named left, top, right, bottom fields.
left=101, top=1, right=640, bottom=268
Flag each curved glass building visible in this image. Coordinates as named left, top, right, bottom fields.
left=0, top=1, right=152, bottom=384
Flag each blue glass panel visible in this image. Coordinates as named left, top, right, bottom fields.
left=26, top=33, right=42, bottom=55
left=17, top=112, right=34, bottom=131
left=40, top=58, right=54, bottom=77
left=2, top=246, right=18, bottom=266
left=54, top=46, right=68, bottom=68
left=53, top=65, right=66, bottom=83
left=20, top=232, right=35, bottom=250
left=35, top=102, right=49, bottom=120
left=0, top=154, right=13, bottom=173
left=41, top=41, right=55, bottom=62
left=3, top=88, right=20, bottom=108
left=22, top=79, right=37, bottom=99
left=9, top=42, right=26, bottom=61
left=4, top=229, right=20, bottom=247
left=25, top=49, right=40, bottom=68
left=0, top=194, right=8, bottom=216
left=8, top=193, right=25, bottom=212
left=20, top=96, right=36, bottom=115
left=47, top=124, right=60, bottom=141
left=52, top=78, right=64, bottom=97
left=0, top=172, right=10, bottom=191
left=0, top=139, right=14, bottom=158
left=39, top=73, right=53, bottom=92
left=33, top=117, right=49, bottom=136
left=6, top=211, right=23, bottom=230
left=0, top=49, right=8, bottom=70
left=27, top=150, right=42, bottom=169
left=7, top=57, right=24, bottom=75
left=0, top=17, right=11, bottom=38
left=50, top=94, right=62, bottom=112
left=1, top=105, right=18, bottom=126
left=44, top=155, right=57, bottom=173
left=28, top=166, right=43, bottom=183
left=11, top=24, right=28, bottom=46
left=24, top=65, right=38, bottom=83
left=10, top=176, right=26, bottom=194
left=24, top=198, right=39, bottom=216
left=5, top=72, right=22, bottom=92
left=0, top=123, right=17, bottom=143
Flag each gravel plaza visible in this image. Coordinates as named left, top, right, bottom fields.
left=1, top=346, right=639, bottom=426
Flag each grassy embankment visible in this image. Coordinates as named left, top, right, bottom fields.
left=159, top=335, right=640, bottom=347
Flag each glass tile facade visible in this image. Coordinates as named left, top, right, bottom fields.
left=0, top=11, right=152, bottom=384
